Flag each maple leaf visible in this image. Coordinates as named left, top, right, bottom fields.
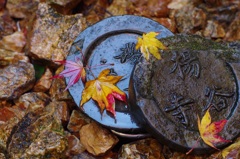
left=198, top=109, right=231, bottom=150
left=136, top=31, right=167, bottom=60
left=52, top=57, right=86, bottom=91
left=80, top=69, right=127, bottom=116
left=222, top=138, right=240, bottom=158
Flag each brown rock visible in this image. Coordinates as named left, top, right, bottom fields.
left=49, top=66, right=75, bottom=103
left=118, top=138, right=165, bottom=159
left=131, top=0, right=171, bottom=18
left=6, top=0, right=39, bottom=19
left=0, top=61, right=35, bottom=100
left=106, top=0, right=134, bottom=16
left=46, top=0, right=82, bottom=15
left=0, top=49, right=29, bottom=67
left=33, top=68, right=53, bottom=92
left=82, top=0, right=109, bottom=25
left=0, top=0, right=6, bottom=11
left=0, top=31, right=26, bottom=52
left=28, top=3, right=86, bottom=66
left=203, top=20, right=226, bottom=38
left=7, top=102, right=68, bottom=158
left=225, top=12, right=240, bottom=41
left=65, top=135, right=85, bottom=156
left=174, top=4, right=206, bottom=33
left=0, top=10, right=16, bottom=38
left=79, top=122, right=119, bottom=156
left=153, top=17, right=176, bottom=33
left=0, top=107, right=16, bottom=123
left=55, top=101, right=70, bottom=124
left=67, top=110, right=90, bottom=133
left=14, top=92, right=51, bottom=113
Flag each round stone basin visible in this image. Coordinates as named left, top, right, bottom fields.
left=66, top=15, right=174, bottom=134
left=129, top=48, right=240, bottom=154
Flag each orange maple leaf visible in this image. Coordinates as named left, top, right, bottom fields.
left=80, top=69, right=127, bottom=116
left=198, top=109, right=231, bottom=150
left=136, top=32, right=167, bottom=60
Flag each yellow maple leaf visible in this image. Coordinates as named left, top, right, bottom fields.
left=222, top=138, right=240, bottom=158
left=198, top=109, right=231, bottom=150
left=136, top=32, right=167, bottom=60
left=80, top=69, right=127, bottom=116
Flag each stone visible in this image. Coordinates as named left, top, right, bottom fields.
left=225, top=12, right=240, bottom=41
left=46, top=0, right=82, bottom=15
left=0, top=31, right=26, bottom=52
left=6, top=0, right=39, bottom=19
left=67, top=110, right=90, bottom=133
left=203, top=20, right=226, bottom=38
left=28, top=3, right=86, bottom=67
left=0, top=49, right=29, bottom=67
left=118, top=138, right=165, bottom=159
left=33, top=68, right=53, bottom=92
left=14, top=92, right=51, bottom=112
left=0, top=10, right=16, bottom=38
left=129, top=34, right=240, bottom=154
left=0, top=61, right=35, bottom=100
left=67, top=15, right=173, bottom=133
left=55, top=101, right=70, bottom=125
left=65, top=135, right=85, bottom=156
left=173, top=4, right=206, bottom=34
left=79, top=122, right=119, bottom=156
left=7, top=102, right=68, bottom=158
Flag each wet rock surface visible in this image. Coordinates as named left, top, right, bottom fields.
left=130, top=34, right=240, bottom=154
left=0, top=0, right=239, bottom=158
left=0, top=61, right=35, bottom=100
left=28, top=3, right=86, bottom=66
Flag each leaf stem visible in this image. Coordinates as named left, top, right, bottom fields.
left=186, top=136, right=201, bottom=155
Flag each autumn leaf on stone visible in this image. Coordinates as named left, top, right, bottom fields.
left=222, top=137, right=240, bottom=158
left=52, top=57, right=86, bottom=91
left=198, top=109, right=231, bottom=150
left=80, top=69, right=127, bottom=117
left=136, top=31, right=167, bottom=60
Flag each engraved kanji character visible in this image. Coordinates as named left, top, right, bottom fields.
left=170, top=51, right=200, bottom=79
left=203, top=86, right=234, bottom=111
left=164, top=93, right=194, bottom=126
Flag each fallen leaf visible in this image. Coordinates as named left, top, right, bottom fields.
left=52, top=56, right=86, bottom=91
left=198, top=109, right=231, bottom=150
left=80, top=69, right=127, bottom=116
left=222, top=137, right=240, bottom=159
left=136, top=31, right=167, bottom=60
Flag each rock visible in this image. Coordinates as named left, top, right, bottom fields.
left=7, top=102, right=68, bottom=158
left=0, top=61, right=35, bottom=100
left=203, top=20, right=226, bottom=38
left=0, top=49, right=29, bottom=67
left=14, top=92, right=51, bottom=113
left=55, top=101, right=70, bottom=125
left=46, top=0, right=82, bottom=15
left=129, top=34, right=240, bottom=154
left=131, top=0, right=172, bottom=18
left=49, top=66, right=76, bottom=106
left=28, top=3, right=86, bottom=67
left=225, top=12, right=240, bottom=41
left=0, top=31, right=26, bottom=52
left=118, top=138, right=165, bottom=159
left=82, top=0, right=110, bottom=25
left=33, top=68, right=53, bottom=92
left=6, top=0, right=39, bottom=19
left=173, top=4, right=206, bottom=34
left=153, top=17, right=176, bottom=33
left=67, top=110, right=90, bottom=133
left=0, top=107, right=16, bottom=123
left=0, top=10, right=16, bottom=38
left=106, top=0, right=134, bottom=16
left=79, top=122, right=119, bottom=156
left=65, top=135, right=85, bottom=156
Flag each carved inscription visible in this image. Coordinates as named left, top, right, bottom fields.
left=170, top=51, right=200, bottom=79
left=114, top=42, right=141, bottom=64
left=203, top=86, right=235, bottom=111
left=164, top=93, right=194, bottom=127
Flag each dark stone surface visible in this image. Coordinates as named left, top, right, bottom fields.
left=67, top=15, right=174, bottom=133
left=129, top=36, right=240, bottom=154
